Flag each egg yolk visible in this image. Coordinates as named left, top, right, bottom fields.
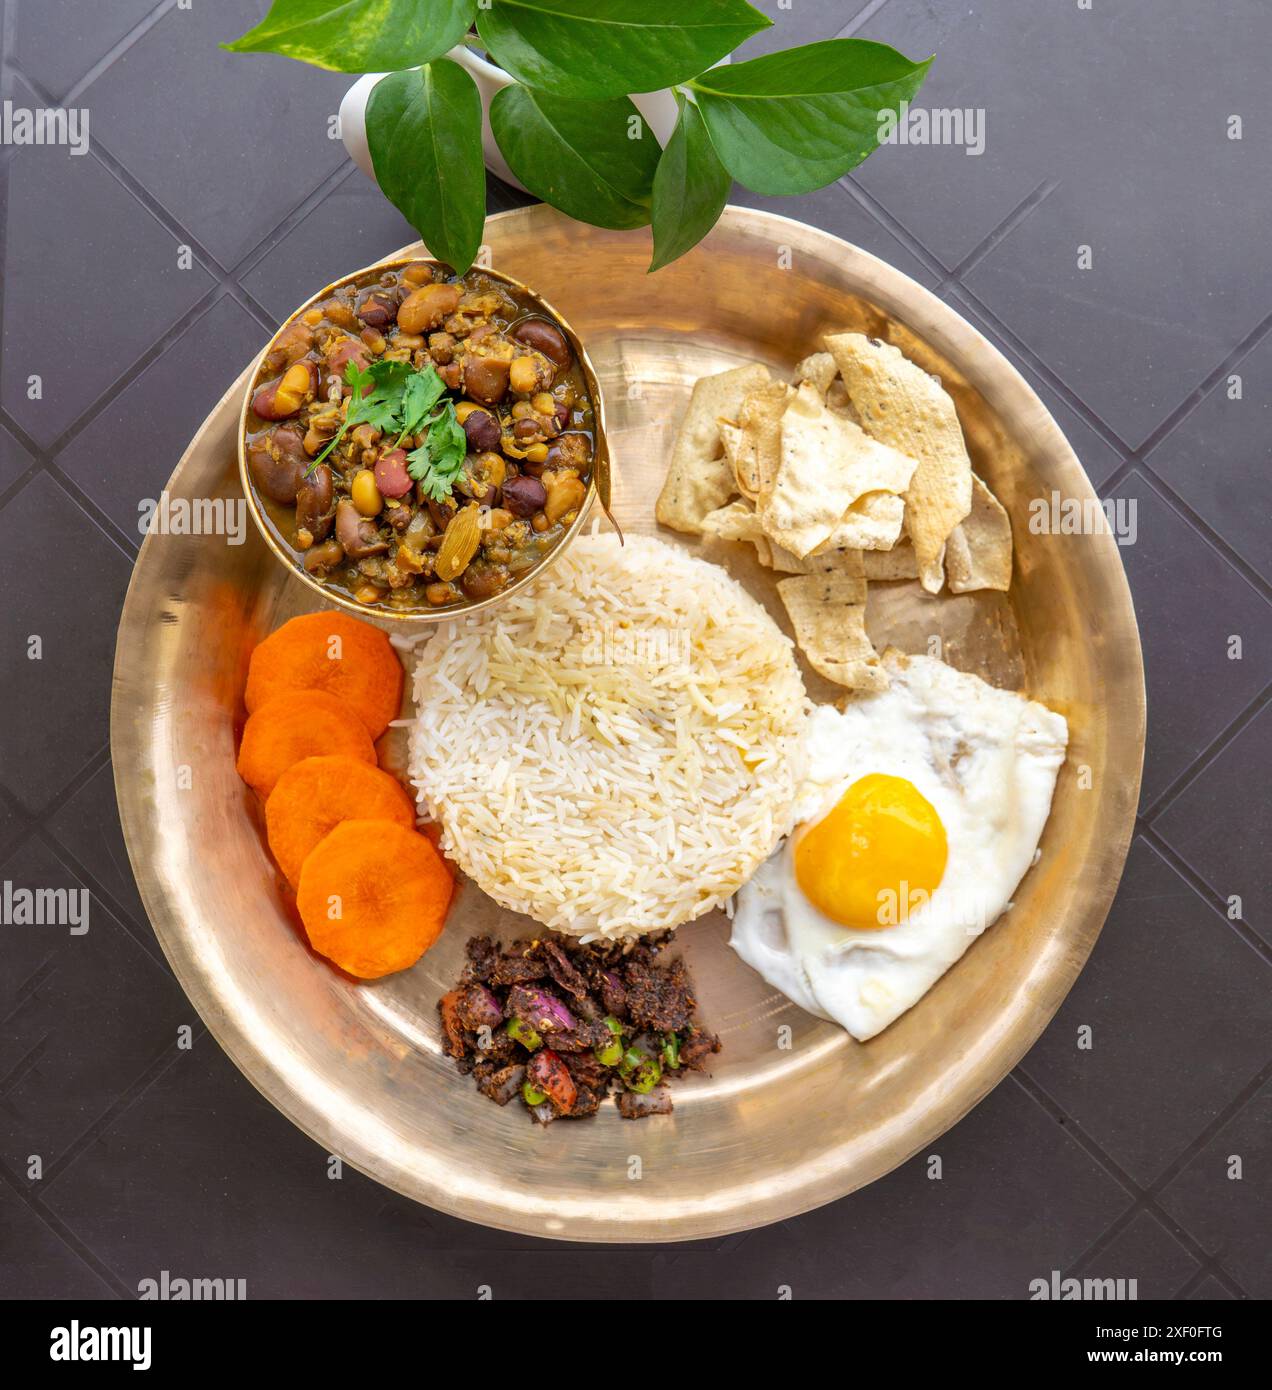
left=793, top=773, right=948, bottom=930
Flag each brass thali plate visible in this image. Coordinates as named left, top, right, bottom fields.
left=111, top=205, right=1145, bottom=1242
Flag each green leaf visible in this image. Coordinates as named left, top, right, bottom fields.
left=690, top=39, right=931, bottom=195
left=351, top=360, right=415, bottom=433
left=222, top=0, right=477, bottom=74
left=366, top=61, right=486, bottom=273
left=396, top=365, right=448, bottom=442
left=310, top=360, right=426, bottom=472
left=649, top=96, right=731, bottom=272
left=407, top=403, right=468, bottom=500
left=476, top=0, right=769, bottom=100
left=490, top=85, right=659, bottom=230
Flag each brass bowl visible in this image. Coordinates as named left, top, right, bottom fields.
left=237, top=256, right=611, bottom=621
left=113, top=205, right=1144, bottom=1242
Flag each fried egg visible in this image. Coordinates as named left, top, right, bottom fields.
left=730, top=652, right=1069, bottom=1040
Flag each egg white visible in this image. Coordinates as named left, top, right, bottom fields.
left=730, top=652, right=1069, bottom=1040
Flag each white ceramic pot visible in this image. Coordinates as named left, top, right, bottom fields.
left=341, top=45, right=693, bottom=194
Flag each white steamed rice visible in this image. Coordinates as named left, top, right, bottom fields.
left=406, top=532, right=809, bottom=939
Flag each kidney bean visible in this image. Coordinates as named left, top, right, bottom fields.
left=252, top=359, right=317, bottom=420
left=462, top=407, right=501, bottom=453
left=547, top=431, right=592, bottom=472
left=501, top=475, right=547, bottom=517
left=247, top=427, right=306, bottom=503
left=335, top=499, right=388, bottom=558
left=463, top=354, right=511, bottom=405
left=398, top=282, right=462, bottom=334
left=512, top=317, right=571, bottom=369
left=302, top=538, right=344, bottom=573
left=461, top=563, right=508, bottom=601
left=357, top=290, right=398, bottom=330
left=295, top=463, right=335, bottom=541
left=373, top=448, right=412, bottom=498
left=263, top=320, right=314, bottom=374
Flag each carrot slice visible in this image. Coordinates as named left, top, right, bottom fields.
left=296, top=819, right=453, bottom=978
left=266, top=755, right=415, bottom=888
left=236, top=691, right=375, bottom=800
left=244, top=612, right=404, bottom=739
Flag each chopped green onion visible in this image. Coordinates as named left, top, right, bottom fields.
left=662, top=1032, right=681, bottom=1069
left=506, top=1018, right=542, bottom=1051
left=522, top=1081, right=548, bottom=1107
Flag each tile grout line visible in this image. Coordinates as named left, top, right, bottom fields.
left=0, top=953, right=57, bottom=1029
left=837, top=169, right=951, bottom=282
left=1141, top=679, right=1272, bottom=826
left=0, top=53, right=360, bottom=486
left=939, top=179, right=1060, bottom=289
left=0, top=739, right=112, bottom=829
left=1139, top=826, right=1272, bottom=969
left=40, top=1025, right=208, bottom=1190
left=835, top=1, right=896, bottom=41
left=230, top=158, right=360, bottom=284
left=0, top=1032, right=49, bottom=1097
left=0, top=1157, right=130, bottom=1300
left=1131, top=306, right=1272, bottom=466
left=939, top=263, right=1272, bottom=603
left=1010, top=1068, right=1252, bottom=1299
left=32, top=825, right=172, bottom=973
left=32, top=286, right=230, bottom=463
left=840, top=144, right=1272, bottom=502
left=945, top=280, right=1137, bottom=458
left=59, top=0, right=179, bottom=106
left=838, top=136, right=1272, bottom=747
left=1130, top=461, right=1272, bottom=606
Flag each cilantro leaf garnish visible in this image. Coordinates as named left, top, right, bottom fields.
left=349, top=359, right=415, bottom=434
left=407, top=400, right=468, bottom=501
left=395, top=365, right=448, bottom=445
left=306, top=359, right=452, bottom=476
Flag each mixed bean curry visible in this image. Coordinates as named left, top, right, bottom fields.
left=244, top=261, right=596, bottom=611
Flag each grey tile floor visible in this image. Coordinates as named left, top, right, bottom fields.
left=1, top=0, right=1269, bottom=1300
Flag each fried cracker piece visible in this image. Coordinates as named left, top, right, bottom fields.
left=777, top=570, right=888, bottom=693
left=760, top=383, right=916, bottom=558
left=656, top=363, right=770, bottom=533
left=736, top=380, right=789, bottom=500
left=944, top=474, right=1013, bottom=592
left=862, top=537, right=920, bottom=581
left=826, top=332, right=973, bottom=594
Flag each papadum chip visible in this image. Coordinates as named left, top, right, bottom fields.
left=863, top=537, right=919, bottom=581
left=777, top=570, right=887, bottom=693
left=655, top=362, right=770, bottom=533
left=794, top=350, right=838, bottom=396
left=700, top=498, right=766, bottom=543
left=826, top=332, right=972, bottom=595
left=736, top=380, right=789, bottom=500
left=718, top=418, right=746, bottom=481
left=760, top=383, right=917, bottom=558
left=944, top=474, right=1013, bottom=592
left=814, top=490, right=907, bottom=554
